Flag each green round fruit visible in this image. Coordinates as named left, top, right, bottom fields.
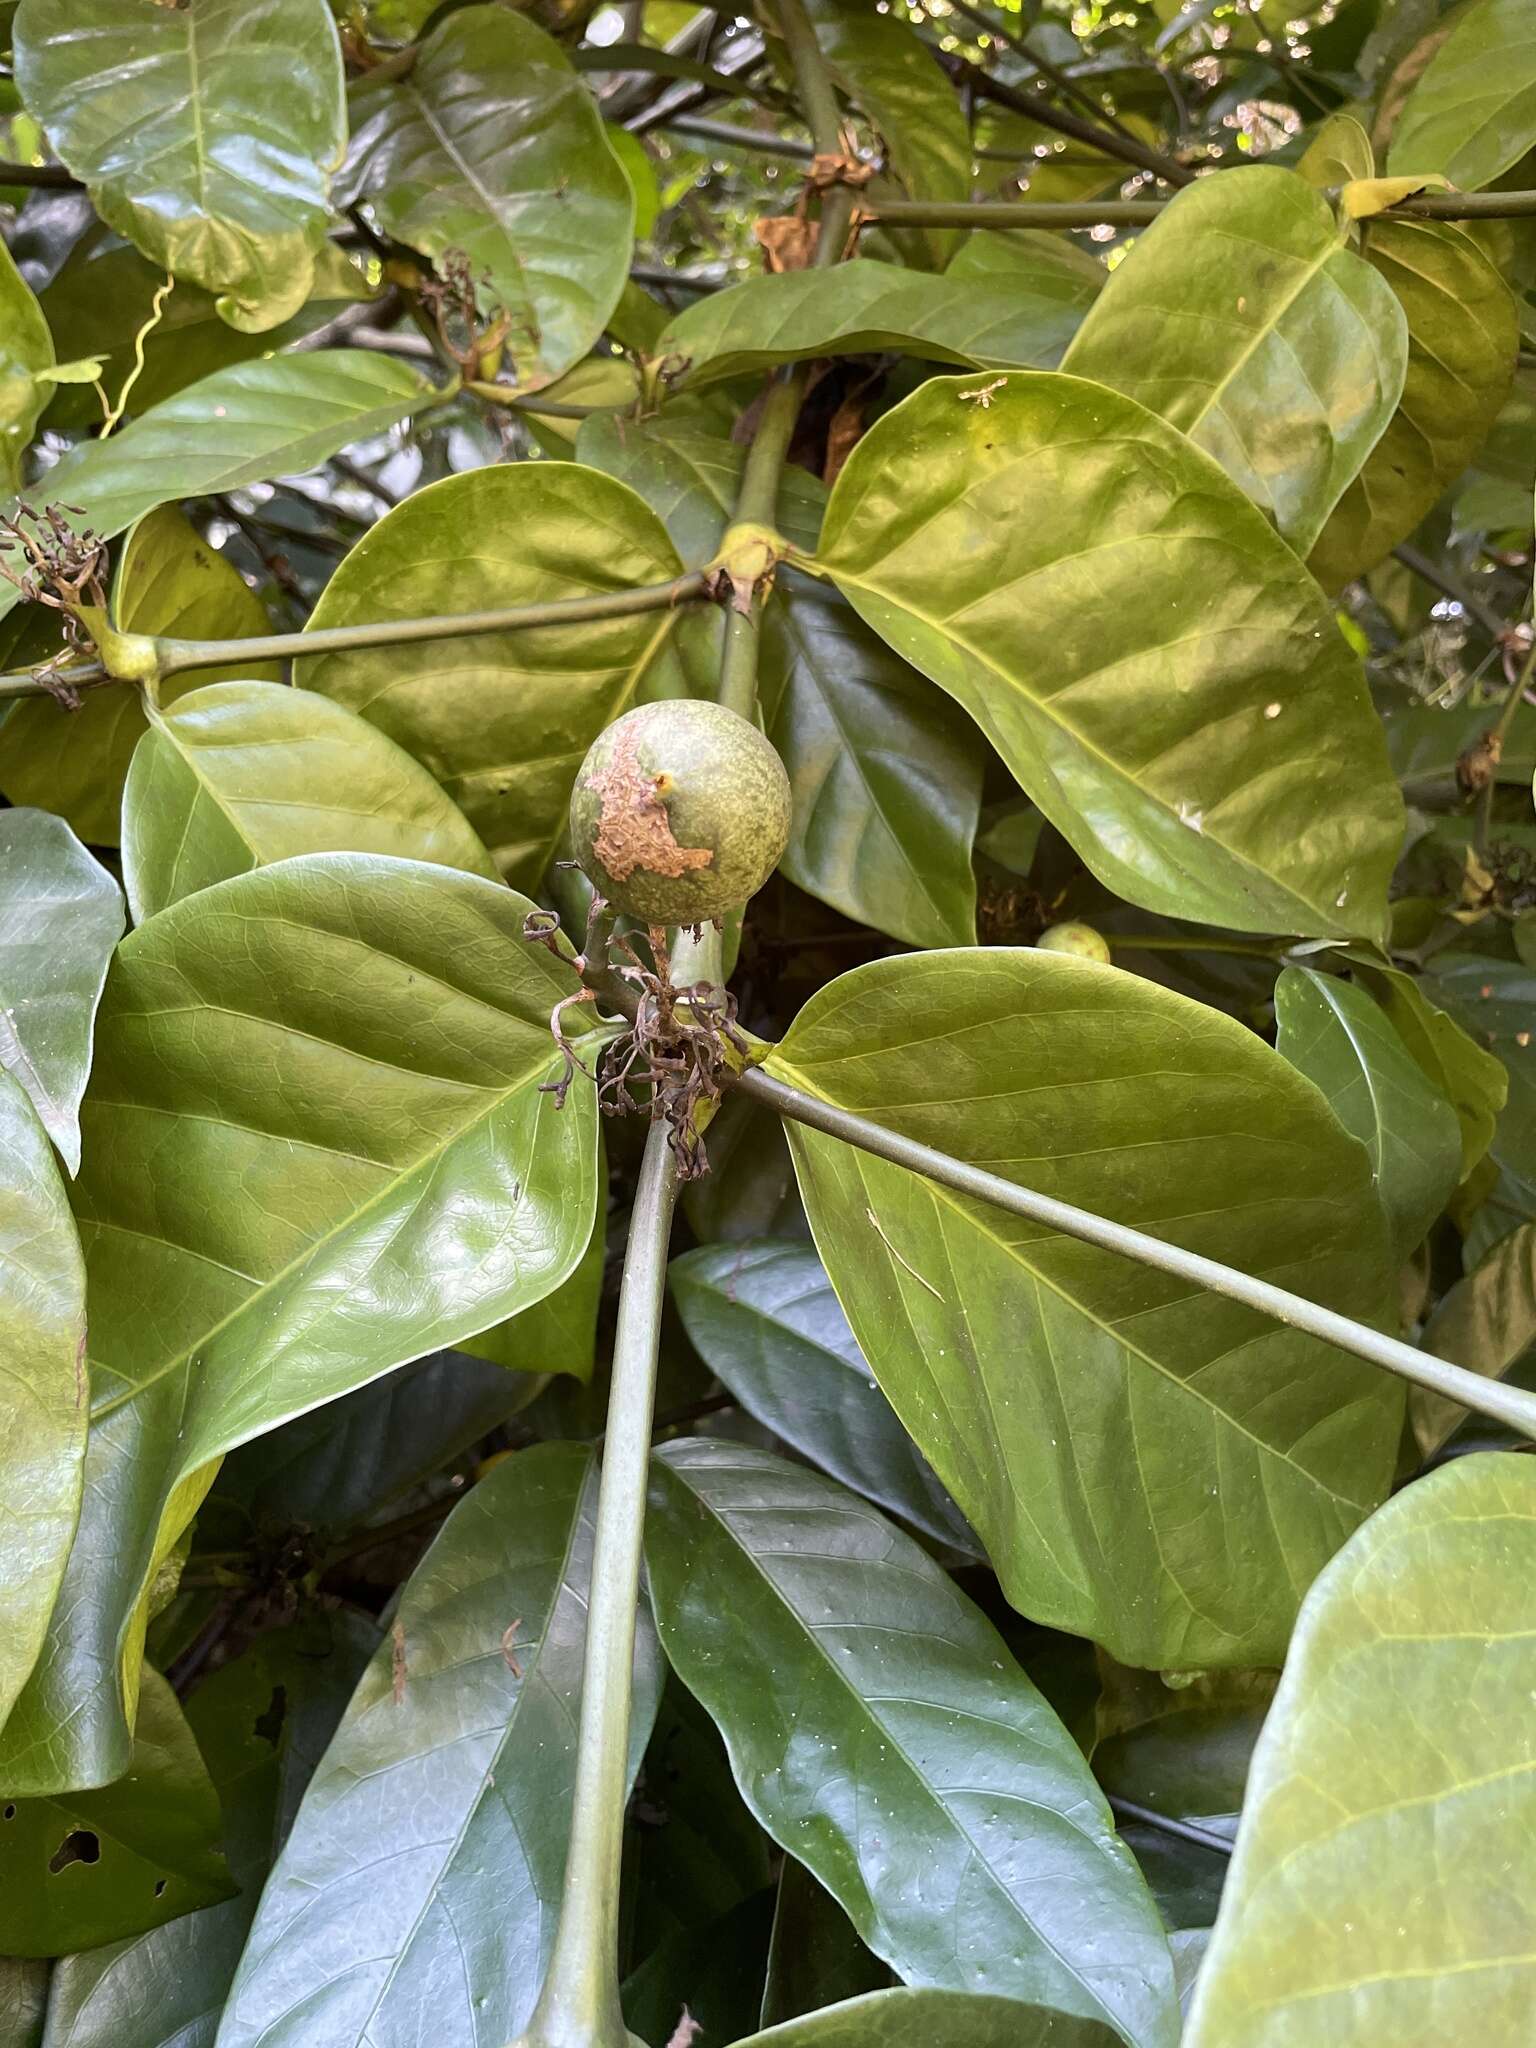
left=1035, top=920, right=1112, bottom=964
left=569, top=700, right=791, bottom=923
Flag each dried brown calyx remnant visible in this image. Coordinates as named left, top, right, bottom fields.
left=586, top=722, right=714, bottom=883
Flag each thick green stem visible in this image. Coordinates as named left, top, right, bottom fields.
left=514, top=1122, right=680, bottom=2048
left=0, top=576, right=710, bottom=698
left=735, top=1067, right=1536, bottom=1441
left=868, top=189, right=1536, bottom=229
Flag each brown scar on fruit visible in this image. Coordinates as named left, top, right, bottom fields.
left=585, top=722, right=715, bottom=883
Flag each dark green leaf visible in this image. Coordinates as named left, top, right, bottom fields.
left=0, top=1670, right=233, bottom=1958
left=815, top=373, right=1404, bottom=943
left=0, top=506, right=279, bottom=847
left=621, top=1888, right=776, bottom=2048
left=1385, top=693, right=1536, bottom=800
left=669, top=1239, right=979, bottom=1553
left=122, top=680, right=500, bottom=922
left=1274, top=966, right=1461, bottom=1260
left=766, top=949, right=1400, bottom=1667
left=1388, top=0, right=1536, bottom=190
left=646, top=1440, right=1178, bottom=2047
left=216, top=1348, right=545, bottom=1535
left=219, top=1444, right=664, bottom=2047
left=576, top=417, right=984, bottom=947
left=0, top=1074, right=86, bottom=1744
left=1063, top=165, right=1407, bottom=554
left=1351, top=959, right=1507, bottom=1181
left=1186, top=1452, right=1536, bottom=2045
left=296, top=464, right=684, bottom=887
left=0, top=233, right=51, bottom=489
left=657, top=256, right=1099, bottom=389
left=731, top=1987, right=1123, bottom=2047
left=0, top=353, right=438, bottom=631
left=760, top=1856, right=888, bottom=2030
left=0, top=1957, right=48, bottom=2048
left=1425, top=955, right=1535, bottom=1228
left=0, top=807, right=123, bottom=1173
left=1308, top=222, right=1517, bottom=588
left=0, top=855, right=598, bottom=1793
left=342, top=3, right=633, bottom=389
left=1415, top=1222, right=1536, bottom=1454
left=805, top=0, right=971, bottom=267
left=14, top=0, right=346, bottom=331
left=38, top=1613, right=375, bottom=2048
left=687, top=1092, right=804, bottom=1246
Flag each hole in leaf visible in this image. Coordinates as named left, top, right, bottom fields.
left=252, top=1683, right=288, bottom=1749
left=154, top=1878, right=167, bottom=1897
left=48, top=1828, right=100, bottom=1874
left=2, top=1804, right=14, bottom=1820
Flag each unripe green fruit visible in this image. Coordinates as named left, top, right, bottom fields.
left=569, top=700, right=791, bottom=923
left=1036, top=920, right=1112, bottom=964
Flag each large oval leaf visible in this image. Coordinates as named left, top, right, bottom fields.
left=0, top=353, right=438, bottom=631
left=0, top=1074, right=86, bottom=1744
left=669, top=1239, right=979, bottom=1553
left=1274, top=966, right=1461, bottom=1262
left=220, top=1443, right=664, bottom=2048
left=765, top=949, right=1401, bottom=1669
left=1062, top=165, right=1407, bottom=555
left=658, top=256, right=1100, bottom=389
left=576, top=416, right=983, bottom=949
left=0, top=854, right=597, bottom=1793
left=0, top=807, right=123, bottom=1173
left=0, top=1669, right=232, bottom=1958
left=39, top=1614, right=375, bottom=2048
left=1308, top=220, right=1517, bottom=589
left=0, top=507, right=279, bottom=847
left=1387, top=0, right=1536, bottom=190
left=296, top=464, right=686, bottom=886
left=122, top=679, right=499, bottom=923
left=342, top=3, right=633, bottom=390
left=646, top=1440, right=1179, bottom=2048
left=812, top=373, right=1404, bottom=943
left=1185, top=1452, right=1536, bottom=2045
left=14, top=0, right=346, bottom=332
left=733, top=1988, right=1122, bottom=2047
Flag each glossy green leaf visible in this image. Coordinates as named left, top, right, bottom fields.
left=646, top=1440, right=1179, bottom=2046
left=342, top=3, right=633, bottom=390
left=766, top=949, right=1401, bottom=1668
left=732, top=1987, right=1122, bottom=2047
left=0, top=353, right=438, bottom=630
left=122, top=679, right=499, bottom=922
left=38, top=1614, right=375, bottom=2048
left=1388, top=0, right=1536, bottom=190
left=1415, top=1223, right=1536, bottom=1455
left=1063, top=166, right=1407, bottom=555
left=0, top=1669, right=232, bottom=1958
left=0, top=506, right=278, bottom=847
left=459, top=1155, right=605, bottom=1379
left=0, top=232, right=52, bottom=489
left=14, top=0, right=346, bottom=332
left=1425, top=955, right=1536, bottom=1239
left=1350, top=959, right=1507, bottom=1182
left=1185, top=1451, right=1536, bottom=2046
left=296, top=464, right=684, bottom=886
left=0, top=807, right=124, bottom=1173
left=657, top=255, right=1100, bottom=389
left=945, top=226, right=1107, bottom=308
left=0, top=854, right=597, bottom=1793
left=0, top=1074, right=86, bottom=1747
left=1274, top=966, right=1461, bottom=1260
left=216, top=1347, right=545, bottom=1536
left=669, top=1239, right=979, bottom=1553
left=0, top=1957, right=48, bottom=2048
left=220, top=1443, right=664, bottom=2047
left=577, top=417, right=984, bottom=948
left=805, top=0, right=971, bottom=267
left=1308, top=222, right=1517, bottom=589
left=814, top=373, right=1404, bottom=943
